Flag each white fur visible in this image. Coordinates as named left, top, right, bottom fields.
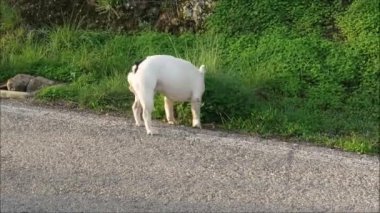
left=127, top=55, right=206, bottom=135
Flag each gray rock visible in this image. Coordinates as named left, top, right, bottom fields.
left=26, top=76, right=55, bottom=92
left=6, top=74, right=34, bottom=91
left=5, top=74, right=55, bottom=92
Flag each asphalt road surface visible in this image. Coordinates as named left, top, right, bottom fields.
left=1, top=99, right=379, bottom=212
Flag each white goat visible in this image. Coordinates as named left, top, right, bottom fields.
left=127, top=55, right=206, bottom=135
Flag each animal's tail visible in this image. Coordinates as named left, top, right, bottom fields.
left=199, top=65, right=206, bottom=74
left=131, top=58, right=146, bottom=73
left=131, top=64, right=138, bottom=73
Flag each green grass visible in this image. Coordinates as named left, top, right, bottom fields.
left=1, top=0, right=379, bottom=154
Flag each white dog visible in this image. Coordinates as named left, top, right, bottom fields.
left=127, top=55, right=206, bottom=135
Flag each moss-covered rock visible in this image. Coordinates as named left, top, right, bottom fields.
left=5, top=0, right=216, bottom=33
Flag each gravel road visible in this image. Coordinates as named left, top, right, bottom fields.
left=1, top=99, right=379, bottom=212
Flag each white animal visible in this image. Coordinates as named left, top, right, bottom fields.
left=127, top=55, right=206, bottom=135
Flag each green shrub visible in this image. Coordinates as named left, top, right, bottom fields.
left=77, top=73, right=133, bottom=111
left=337, top=0, right=379, bottom=42
left=207, top=0, right=344, bottom=37
left=202, top=73, right=255, bottom=123
left=0, top=0, right=22, bottom=32
left=37, top=84, right=78, bottom=102
left=207, top=0, right=286, bottom=35
left=337, top=0, right=379, bottom=120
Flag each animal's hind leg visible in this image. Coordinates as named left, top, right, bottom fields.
left=138, top=89, right=156, bottom=135
left=191, top=97, right=202, bottom=128
left=132, top=96, right=143, bottom=126
left=164, top=96, right=175, bottom=125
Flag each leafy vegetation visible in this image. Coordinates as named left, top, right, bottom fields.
left=1, top=0, right=378, bottom=154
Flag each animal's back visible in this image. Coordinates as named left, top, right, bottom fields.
left=141, top=55, right=204, bottom=101
left=145, top=55, right=197, bottom=74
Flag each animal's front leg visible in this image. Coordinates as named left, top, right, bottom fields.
left=132, top=96, right=143, bottom=126
left=164, top=96, right=176, bottom=125
left=191, top=99, right=202, bottom=128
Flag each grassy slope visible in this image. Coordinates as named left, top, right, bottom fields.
left=1, top=0, right=378, bottom=154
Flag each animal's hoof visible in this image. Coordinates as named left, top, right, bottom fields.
left=135, top=122, right=143, bottom=127
left=192, top=124, right=202, bottom=129
left=168, top=121, right=175, bottom=125
left=146, top=130, right=157, bottom=135
left=192, top=120, right=202, bottom=129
